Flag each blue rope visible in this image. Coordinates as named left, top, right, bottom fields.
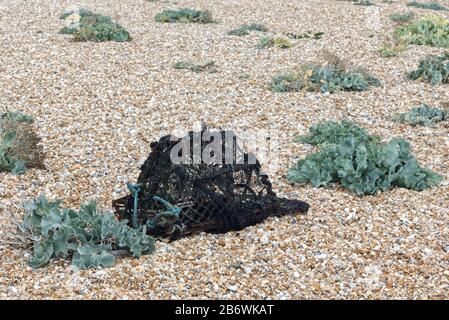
left=146, top=196, right=181, bottom=231
left=127, top=183, right=141, bottom=229
left=127, top=182, right=181, bottom=232
left=153, top=196, right=181, bottom=215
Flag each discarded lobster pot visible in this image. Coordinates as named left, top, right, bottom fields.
left=113, top=129, right=309, bottom=240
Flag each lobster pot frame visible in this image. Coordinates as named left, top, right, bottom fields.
left=113, top=129, right=309, bottom=240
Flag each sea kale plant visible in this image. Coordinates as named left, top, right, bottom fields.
left=256, top=36, right=292, bottom=49
left=389, top=12, right=415, bottom=23
left=394, top=105, right=448, bottom=126
left=227, top=23, right=268, bottom=36
left=285, top=31, right=325, bottom=40
left=378, top=41, right=407, bottom=57
left=0, top=111, right=43, bottom=174
left=337, top=0, right=374, bottom=5
left=270, top=61, right=380, bottom=93
left=154, top=8, right=214, bottom=23
left=59, top=8, right=131, bottom=42
left=20, top=196, right=155, bottom=269
left=353, top=0, right=374, bottom=5
left=394, top=15, right=449, bottom=48
left=408, top=53, right=449, bottom=84
left=407, top=1, right=448, bottom=11
left=286, top=121, right=442, bottom=195
left=0, top=131, right=25, bottom=174
left=173, top=60, right=217, bottom=73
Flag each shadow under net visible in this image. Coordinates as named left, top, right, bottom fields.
left=113, top=130, right=309, bottom=241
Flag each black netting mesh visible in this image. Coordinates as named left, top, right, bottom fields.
left=113, top=129, right=309, bottom=240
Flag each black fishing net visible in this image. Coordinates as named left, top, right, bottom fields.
left=113, top=129, right=309, bottom=240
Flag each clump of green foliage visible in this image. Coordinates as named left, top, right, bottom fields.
left=273, top=37, right=293, bottom=48
left=338, top=0, right=374, bottom=5
left=0, top=131, right=26, bottom=174
left=353, top=0, right=374, bottom=5
left=256, top=36, right=292, bottom=49
left=394, top=15, right=449, bottom=47
left=227, top=23, right=268, bottom=36
left=173, top=60, right=217, bottom=73
left=59, top=8, right=131, bottom=42
left=295, top=121, right=375, bottom=146
left=286, top=31, right=325, bottom=40
left=270, top=73, right=302, bottom=91
left=408, top=53, right=449, bottom=84
left=378, top=41, right=407, bottom=57
left=390, top=12, right=415, bottom=23
left=20, top=196, right=155, bottom=269
left=154, top=8, right=214, bottom=23
left=286, top=121, right=442, bottom=195
left=270, top=61, right=380, bottom=93
left=407, top=1, right=448, bottom=11
left=59, top=8, right=93, bottom=20
left=394, top=105, right=449, bottom=126
left=0, top=112, right=43, bottom=174
left=256, top=36, right=273, bottom=48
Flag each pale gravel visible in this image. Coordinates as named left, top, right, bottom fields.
left=0, top=0, right=449, bottom=299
